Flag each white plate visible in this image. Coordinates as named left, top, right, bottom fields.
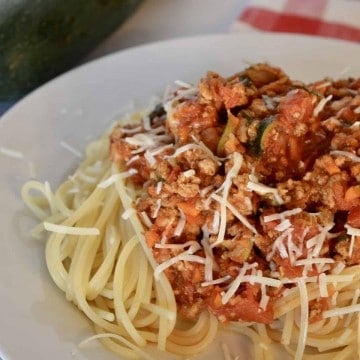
left=1, top=33, right=360, bottom=360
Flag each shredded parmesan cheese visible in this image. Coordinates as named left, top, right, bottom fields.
left=0, top=146, right=24, bottom=159
left=210, top=193, right=257, bottom=238
left=263, top=208, right=302, bottom=222
left=345, top=223, right=360, bottom=236
left=259, top=283, right=270, bottom=311
left=345, top=224, right=360, bottom=257
left=201, top=227, right=214, bottom=281
left=126, top=154, right=140, bottom=165
left=241, top=275, right=281, bottom=288
left=60, top=141, right=82, bottom=158
left=152, top=199, right=162, bottom=219
left=331, top=291, right=339, bottom=306
left=221, top=263, right=280, bottom=305
left=247, top=179, right=284, bottom=205
left=313, top=94, right=333, bottom=117
left=267, top=228, right=293, bottom=261
left=166, top=142, right=221, bottom=165
left=174, top=79, right=193, bottom=89
left=156, top=181, right=163, bottom=195
left=201, top=275, right=231, bottom=287
left=275, top=219, right=291, bottom=232
left=144, top=150, right=156, bottom=167
left=330, top=150, right=360, bottom=163
left=315, top=81, right=331, bottom=89
left=149, top=144, right=173, bottom=156
left=199, top=185, right=214, bottom=198
left=211, top=211, right=220, bottom=234
left=140, top=211, right=153, bottom=228
left=125, top=133, right=157, bottom=147
left=211, top=152, right=243, bottom=247
left=295, top=258, right=334, bottom=266
left=324, top=304, right=360, bottom=318
left=97, top=170, right=137, bottom=189
left=173, top=209, right=186, bottom=236
left=306, top=223, right=334, bottom=258
left=142, top=115, right=151, bottom=131
left=349, top=234, right=356, bottom=258
left=119, top=125, right=142, bottom=135
left=154, top=252, right=206, bottom=280
left=222, top=263, right=252, bottom=305
left=318, top=273, right=328, bottom=297
left=183, top=169, right=195, bottom=178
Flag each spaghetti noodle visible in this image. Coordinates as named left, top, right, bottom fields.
left=22, top=63, right=360, bottom=359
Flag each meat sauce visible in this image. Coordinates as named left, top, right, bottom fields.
left=110, top=64, right=360, bottom=324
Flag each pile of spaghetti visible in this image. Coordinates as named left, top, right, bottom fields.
left=22, top=64, right=360, bottom=360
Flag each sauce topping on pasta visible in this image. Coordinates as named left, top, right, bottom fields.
left=110, top=63, right=360, bottom=325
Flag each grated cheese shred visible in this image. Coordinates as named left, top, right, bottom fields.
left=154, top=252, right=206, bottom=280
left=97, top=170, right=138, bottom=189
left=173, top=209, right=186, bottom=237
left=201, top=275, right=231, bottom=287
left=211, top=152, right=243, bottom=247
left=247, top=178, right=284, bottom=205
left=0, top=146, right=24, bottom=159
left=60, top=141, right=82, bottom=158
left=318, top=273, right=328, bottom=297
left=313, top=94, right=333, bottom=117
left=221, top=263, right=280, bottom=305
left=330, top=150, right=360, bottom=163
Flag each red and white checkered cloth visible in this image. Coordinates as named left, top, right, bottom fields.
left=232, top=0, right=360, bottom=43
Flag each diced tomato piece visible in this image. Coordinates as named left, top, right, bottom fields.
left=348, top=206, right=360, bottom=228
left=145, top=229, right=159, bottom=248
left=345, top=185, right=360, bottom=203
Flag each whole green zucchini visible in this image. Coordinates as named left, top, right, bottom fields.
left=0, top=0, right=143, bottom=100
